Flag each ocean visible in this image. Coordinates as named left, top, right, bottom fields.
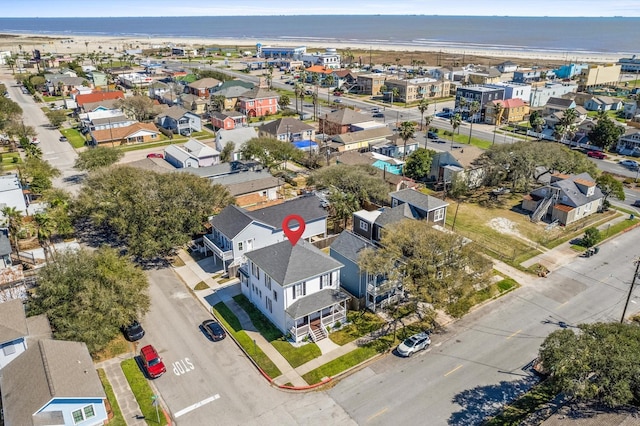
left=0, top=15, right=638, bottom=55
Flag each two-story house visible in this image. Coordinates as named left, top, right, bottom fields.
left=319, top=108, right=375, bottom=136
left=522, top=173, right=604, bottom=225
left=238, top=87, right=280, bottom=118
left=455, top=86, right=505, bottom=122
left=1, top=339, right=108, bottom=426
left=485, top=98, right=530, bottom=124
left=156, top=105, right=202, bottom=136
left=215, top=127, right=258, bottom=162
left=258, top=117, right=316, bottom=142
left=187, top=77, right=221, bottom=97
left=210, top=111, right=247, bottom=130
left=203, top=195, right=328, bottom=276
left=240, top=239, right=347, bottom=342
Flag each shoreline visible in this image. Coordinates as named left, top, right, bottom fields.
left=0, top=32, right=628, bottom=64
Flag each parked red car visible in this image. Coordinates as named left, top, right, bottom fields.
left=587, top=151, right=607, bottom=159
left=140, top=345, right=166, bottom=379
left=146, top=153, right=164, bottom=159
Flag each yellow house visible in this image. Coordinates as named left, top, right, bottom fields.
left=485, top=98, right=530, bottom=124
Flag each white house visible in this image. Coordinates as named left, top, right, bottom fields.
left=164, top=144, right=200, bottom=169
left=215, top=127, right=258, bottom=162
left=240, top=239, right=347, bottom=342
left=0, top=174, right=28, bottom=215
left=183, top=139, right=220, bottom=167
left=203, top=195, right=328, bottom=275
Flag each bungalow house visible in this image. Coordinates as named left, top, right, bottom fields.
left=210, top=111, right=247, bottom=130
left=0, top=299, right=29, bottom=369
left=203, top=195, right=328, bottom=275
left=90, top=122, right=160, bottom=146
left=164, top=145, right=199, bottom=169
left=429, top=145, right=486, bottom=188
left=0, top=173, right=29, bottom=215
left=179, top=93, right=208, bottom=115
left=522, top=173, right=604, bottom=225
left=79, top=98, right=120, bottom=113
left=156, top=105, right=202, bottom=136
left=352, top=189, right=449, bottom=245
left=45, top=75, right=87, bottom=96
left=187, top=77, right=221, bottom=97
left=239, top=239, right=347, bottom=343
left=79, top=108, right=136, bottom=133
left=305, top=65, right=334, bottom=85
left=1, top=339, right=107, bottom=426
left=370, top=133, right=419, bottom=159
left=485, top=98, right=530, bottom=124
left=330, top=127, right=393, bottom=153
left=333, top=69, right=357, bottom=90
left=319, top=108, right=375, bottom=136
left=623, top=100, right=637, bottom=119
left=258, top=117, right=316, bottom=142
left=544, top=97, right=576, bottom=115
left=617, top=131, right=640, bottom=156
left=544, top=106, right=588, bottom=130
left=74, top=90, right=125, bottom=110
left=210, top=82, right=255, bottom=111
left=215, top=127, right=258, bottom=162
left=238, top=87, right=280, bottom=118
left=496, top=61, right=518, bottom=73
left=148, top=80, right=170, bottom=99
left=584, top=96, right=623, bottom=112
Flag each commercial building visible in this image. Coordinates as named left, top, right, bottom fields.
left=577, top=64, right=621, bottom=91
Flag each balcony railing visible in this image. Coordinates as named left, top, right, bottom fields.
left=320, top=306, right=346, bottom=328
left=202, top=234, right=233, bottom=261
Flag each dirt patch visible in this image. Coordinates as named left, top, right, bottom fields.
left=487, top=217, right=525, bottom=239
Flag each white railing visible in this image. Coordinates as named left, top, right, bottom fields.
left=202, top=235, right=233, bottom=261
left=289, top=324, right=310, bottom=341
left=320, top=306, right=346, bottom=329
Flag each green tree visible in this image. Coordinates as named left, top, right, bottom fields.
left=398, top=121, right=416, bottom=161
left=328, top=190, right=359, bottom=231
left=211, top=94, right=226, bottom=112
left=596, top=173, right=625, bottom=203
left=581, top=227, right=601, bottom=248
left=240, top=137, right=302, bottom=170
left=27, top=246, right=151, bottom=354
left=41, top=188, right=73, bottom=238
left=529, top=110, right=546, bottom=140
left=588, top=115, right=625, bottom=150
left=418, top=98, right=430, bottom=131
left=74, top=167, right=235, bottom=259
left=539, top=323, right=640, bottom=407
left=466, top=101, right=480, bottom=144
left=1, top=206, right=23, bottom=252
left=278, top=94, right=290, bottom=111
left=492, top=102, right=504, bottom=145
left=404, top=148, right=434, bottom=180
left=294, top=82, right=304, bottom=113
left=19, top=157, right=60, bottom=195
left=34, top=212, right=56, bottom=263
left=308, top=164, right=389, bottom=207
left=115, top=95, right=158, bottom=122
left=74, top=146, right=124, bottom=171
left=220, top=141, right=235, bottom=163
left=0, top=97, right=22, bottom=131
left=449, top=113, right=462, bottom=150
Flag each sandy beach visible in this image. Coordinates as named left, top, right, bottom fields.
left=0, top=32, right=625, bottom=65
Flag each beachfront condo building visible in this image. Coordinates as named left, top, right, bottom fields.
left=578, top=64, right=621, bottom=91
left=617, top=55, right=640, bottom=73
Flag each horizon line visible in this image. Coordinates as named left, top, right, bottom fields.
left=2, top=14, right=639, bottom=19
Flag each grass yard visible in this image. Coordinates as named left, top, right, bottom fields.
left=120, top=359, right=168, bottom=425
left=97, top=369, right=126, bottom=426
left=485, top=381, right=556, bottom=425
left=212, top=302, right=282, bottom=378
left=92, top=335, right=132, bottom=363
left=329, top=311, right=386, bottom=346
left=0, top=151, right=22, bottom=170
left=232, top=295, right=321, bottom=367
left=438, top=131, right=492, bottom=150
left=60, top=128, right=88, bottom=149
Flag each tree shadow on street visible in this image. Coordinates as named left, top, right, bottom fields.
left=448, top=376, right=538, bottom=425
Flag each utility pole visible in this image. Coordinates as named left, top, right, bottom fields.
left=620, top=259, right=640, bottom=323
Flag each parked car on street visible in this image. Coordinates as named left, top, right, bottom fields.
left=620, top=159, right=639, bottom=169
left=397, top=331, right=431, bottom=357
left=200, top=319, right=226, bottom=341
left=427, top=131, right=439, bottom=139
left=587, top=151, right=606, bottom=159
left=59, top=136, right=68, bottom=142
left=632, top=200, right=640, bottom=207
left=147, top=153, right=164, bottom=159
left=122, top=320, right=145, bottom=341
left=372, top=113, right=384, bottom=118
left=140, top=344, right=166, bottom=379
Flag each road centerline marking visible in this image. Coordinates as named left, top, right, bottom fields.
left=174, top=394, right=220, bottom=418
left=444, top=364, right=463, bottom=377
left=367, top=407, right=387, bottom=422
left=507, top=329, right=522, bottom=339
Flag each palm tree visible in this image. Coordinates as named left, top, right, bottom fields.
left=458, top=97, right=468, bottom=119
left=23, top=142, right=43, bottom=159
left=6, top=55, right=16, bottom=74
left=1, top=206, right=23, bottom=253
left=34, top=212, right=55, bottom=263
left=553, top=124, right=567, bottom=142
left=467, top=101, right=481, bottom=144
left=294, top=82, right=304, bottom=113
left=529, top=111, right=546, bottom=140
left=492, top=102, right=504, bottom=145
left=558, top=107, right=578, bottom=143
left=423, top=115, right=434, bottom=148
left=418, top=98, right=430, bottom=131
left=398, top=121, right=416, bottom=161
left=391, top=87, right=400, bottom=106
left=211, top=94, right=226, bottom=112
left=449, top=113, right=462, bottom=150
left=311, top=91, right=318, bottom=121
left=324, top=74, right=335, bottom=103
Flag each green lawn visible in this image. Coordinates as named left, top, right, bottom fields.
left=60, top=128, right=88, bottom=149
left=329, top=311, right=386, bottom=346
left=212, top=303, right=282, bottom=378
left=42, top=95, right=64, bottom=102
left=0, top=151, right=22, bottom=170
left=440, top=131, right=492, bottom=150
left=97, top=369, right=126, bottom=426
left=485, top=381, right=556, bottom=425
left=120, top=359, right=167, bottom=425
left=232, top=295, right=321, bottom=367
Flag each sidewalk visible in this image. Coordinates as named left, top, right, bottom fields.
left=96, top=356, right=147, bottom=426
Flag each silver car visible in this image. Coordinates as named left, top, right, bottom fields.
left=397, top=331, right=431, bottom=357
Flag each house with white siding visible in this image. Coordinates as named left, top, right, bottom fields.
left=240, top=239, right=347, bottom=342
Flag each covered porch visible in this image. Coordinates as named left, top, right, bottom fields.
left=286, top=289, right=349, bottom=343
left=202, top=233, right=233, bottom=272
left=366, top=278, right=403, bottom=312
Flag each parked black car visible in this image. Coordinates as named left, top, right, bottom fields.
left=427, top=131, right=439, bottom=139
left=122, top=320, right=145, bottom=341
left=201, top=319, right=226, bottom=341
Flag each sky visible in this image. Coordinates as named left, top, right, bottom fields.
left=5, top=0, right=640, bottom=18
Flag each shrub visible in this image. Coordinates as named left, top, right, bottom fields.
left=581, top=227, right=602, bottom=248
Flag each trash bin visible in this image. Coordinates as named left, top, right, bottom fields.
left=594, top=247, right=600, bottom=254
left=631, top=214, right=635, bottom=220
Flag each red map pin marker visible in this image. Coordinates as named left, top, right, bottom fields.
left=282, top=214, right=306, bottom=246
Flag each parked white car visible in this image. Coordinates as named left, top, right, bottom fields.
left=397, top=331, right=431, bottom=357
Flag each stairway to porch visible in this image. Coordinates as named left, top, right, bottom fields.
left=309, top=319, right=327, bottom=342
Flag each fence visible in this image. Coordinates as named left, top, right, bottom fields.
left=311, top=234, right=339, bottom=250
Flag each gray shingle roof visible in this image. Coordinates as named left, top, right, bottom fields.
left=1, top=339, right=105, bottom=426
left=532, top=172, right=603, bottom=208
left=239, top=87, right=279, bottom=100
left=333, top=127, right=393, bottom=144
left=246, top=194, right=327, bottom=230
left=210, top=205, right=254, bottom=239
left=0, top=299, right=28, bottom=344
left=324, top=108, right=371, bottom=125
left=215, top=85, right=253, bottom=99
left=245, top=240, right=343, bottom=286
left=390, top=189, right=449, bottom=212
left=330, top=230, right=375, bottom=263
left=159, top=105, right=191, bottom=120
left=259, top=117, right=315, bottom=136
left=225, top=176, right=281, bottom=197
left=375, top=204, right=414, bottom=227
left=285, top=288, right=349, bottom=319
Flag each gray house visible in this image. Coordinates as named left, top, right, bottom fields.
left=204, top=195, right=328, bottom=275
left=156, top=105, right=202, bottom=136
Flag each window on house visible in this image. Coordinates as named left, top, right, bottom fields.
left=433, top=208, right=444, bottom=221
left=2, top=344, right=16, bottom=356
left=72, top=405, right=96, bottom=424
left=266, top=276, right=272, bottom=290
left=266, top=297, right=272, bottom=313
left=238, top=242, right=243, bottom=251
left=293, top=282, right=306, bottom=299
left=273, top=289, right=277, bottom=301
left=359, top=221, right=369, bottom=231
left=320, top=275, right=324, bottom=289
